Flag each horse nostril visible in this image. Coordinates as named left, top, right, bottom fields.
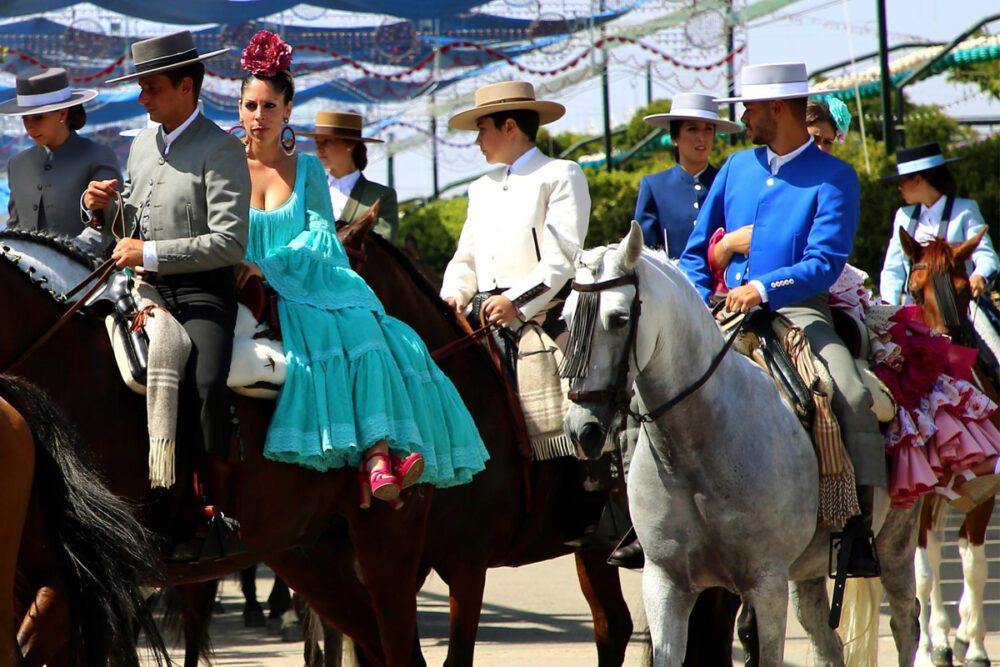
left=578, top=422, right=605, bottom=458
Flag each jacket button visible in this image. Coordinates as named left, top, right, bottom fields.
left=43, top=163, right=52, bottom=171
left=158, top=157, right=165, bottom=165
left=32, top=204, right=38, bottom=211
left=693, top=201, right=699, bottom=209
left=735, top=272, right=741, bottom=280
left=694, top=184, right=702, bottom=191
left=149, top=178, right=154, bottom=186
left=766, top=177, right=774, bottom=186
left=37, top=184, right=43, bottom=190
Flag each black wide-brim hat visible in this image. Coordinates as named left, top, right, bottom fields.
left=0, top=68, right=97, bottom=116
left=106, top=30, right=228, bottom=84
left=881, top=141, right=962, bottom=180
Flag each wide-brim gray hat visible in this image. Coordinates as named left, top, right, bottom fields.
left=714, top=62, right=842, bottom=103
left=106, top=30, right=228, bottom=84
left=0, top=68, right=97, bottom=116
left=643, top=92, right=743, bottom=135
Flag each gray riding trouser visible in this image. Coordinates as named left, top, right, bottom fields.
left=779, top=294, right=887, bottom=488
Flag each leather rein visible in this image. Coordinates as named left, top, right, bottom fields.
left=565, top=271, right=746, bottom=423
left=3, top=192, right=128, bottom=373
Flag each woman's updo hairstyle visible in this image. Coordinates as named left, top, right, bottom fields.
left=240, top=31, right=295, bottom=104
left=352, top=142, right=368, bottom=171
left=66, top=103, right=87, bottom=131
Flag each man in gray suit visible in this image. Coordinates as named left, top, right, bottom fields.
left=84, top=31, right=250, bottom=560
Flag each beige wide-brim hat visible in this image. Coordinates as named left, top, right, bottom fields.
left=106, top=30, right=228, bottom=84
left=714, top=62, right=843, bottom=103
left=643, top=92, right=743, bottom=135
left=448, top=81, right=565, bottom=131
left=0, top=68, right=97, bottom=116
left=298, top=111, right=383, bottom=143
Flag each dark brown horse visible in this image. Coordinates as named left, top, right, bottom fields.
left=0, top=374, right=165, bottom=667
left=901, top=226, right=999, bottom=667
left=0, top=230, right=429, bottom=667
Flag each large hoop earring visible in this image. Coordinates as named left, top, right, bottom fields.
left=280, top=124, right=296, bottom=156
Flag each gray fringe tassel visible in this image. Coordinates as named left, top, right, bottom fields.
left=531, top=433, right=577, bottom=461
left=559, top=290, right=600, bottom=379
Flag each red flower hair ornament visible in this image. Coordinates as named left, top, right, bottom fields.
left=241, top=30, right=293, bottom=77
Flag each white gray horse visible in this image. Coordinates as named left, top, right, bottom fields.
left=558, top=222, right=921, bottom=666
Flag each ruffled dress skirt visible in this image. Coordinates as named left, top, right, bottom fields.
left=246, top=154, right=488, bottom=487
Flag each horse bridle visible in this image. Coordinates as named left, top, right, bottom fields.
left=909, top=260, right=974, bottom=344
left=565, top=271, right=746, bottom=423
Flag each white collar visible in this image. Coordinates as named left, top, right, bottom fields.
left=765, top=137, right=813, bottom=175
left=160, top=107, right=200, bottom=155
left=920, top=194, right=948, bottom=221
left=507, top=146, right=539, bottom=175
left=328, top=169, right=361, bottom=196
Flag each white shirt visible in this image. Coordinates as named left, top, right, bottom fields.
left=765, top=137, right=813, bottom=175
left=328, top=169, right=361, bottom=220
left=914, top=195, right=948, bottom=245
left=508, top=146, right=539, bottom=174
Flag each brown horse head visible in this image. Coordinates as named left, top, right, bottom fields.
left=899, top=225, right=986, bottom=337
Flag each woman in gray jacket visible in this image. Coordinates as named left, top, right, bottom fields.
left=1, top=68, right=120, bottom=254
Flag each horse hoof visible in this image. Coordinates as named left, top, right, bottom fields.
left=932, top=646, right=954, bottom=667
left=243, top=607, right=266, bottom=628
left=965, top=660, right=990, bottom=667
left=281, top=623, right=303, bottom=642
left=267, top=616, right=284, bottom=635
left=953, top=638, right=969, bottom=661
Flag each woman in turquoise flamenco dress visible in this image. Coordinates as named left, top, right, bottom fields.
left=235, top=32, right=488, bottom=505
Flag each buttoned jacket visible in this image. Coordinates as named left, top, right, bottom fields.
left=339, top=174, right=399, bottom=242
left=93, top=114, right=250, bottom=275
left=8, top=131, right=120, bottom=241
left=879, top=197, right=999, bottom=305
left=440, top=149, right=591, bottom=322
left=679, top=143, right=859, bottom=311
left=634, top=163, right=717, bottom=258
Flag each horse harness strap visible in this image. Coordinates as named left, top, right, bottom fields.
left=904, top=196, right=956, bottom=303
left=566, top=274, right=641, bottom=406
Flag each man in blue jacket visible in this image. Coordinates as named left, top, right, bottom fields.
left=679, top=62, right=883, bottom=577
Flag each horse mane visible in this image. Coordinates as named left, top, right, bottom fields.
left=0, top=229, right=100, bottom=270
left=364, top=232, right=470, bottom=339
left=916, top=237, right=956, bottom=276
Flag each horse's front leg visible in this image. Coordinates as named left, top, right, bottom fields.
left=956, top=537, right=989, bottom=666
left=916, top=532, right=953, bottom=666
left=743, top=572, right=790, bottom=667
left=574, top=549, right=631, bottom=666
left=790, top=578, right=843, bottom=666
left=642, top=563, right=696, bottom=667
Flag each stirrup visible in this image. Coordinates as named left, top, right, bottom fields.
left=363, top=451, right=401, bottom=502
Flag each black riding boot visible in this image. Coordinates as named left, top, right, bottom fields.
left=608, top=526, right=645, bottom=570
left=842, top=485, right=880, bottom=578
left=204, top=453, right=248, bottom=559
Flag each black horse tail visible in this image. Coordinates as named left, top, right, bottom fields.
left=0, top=375, right=167, bottom=667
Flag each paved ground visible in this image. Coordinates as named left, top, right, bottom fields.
left=141, top=556, right=1000, bottom=665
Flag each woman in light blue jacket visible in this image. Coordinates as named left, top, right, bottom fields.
left=880, top=142, right=998, bottom=305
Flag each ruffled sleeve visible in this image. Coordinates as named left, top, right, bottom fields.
left=257, top=153, right=384, bottom=315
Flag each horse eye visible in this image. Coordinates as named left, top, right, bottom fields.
left=609, top=313, right=630, bottom=329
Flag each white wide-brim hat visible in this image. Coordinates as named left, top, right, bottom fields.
left=449, top=81, right=565, bottom=131
left=714, top=62, right=842, bottom=103
left=0, top=68, right=97, bottom=116
left=643, top=92, right=743, bottom=135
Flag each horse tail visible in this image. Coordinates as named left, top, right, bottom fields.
left=838, top=577, right=882, bottom=667
left=0, top=375, right=167, bottom=667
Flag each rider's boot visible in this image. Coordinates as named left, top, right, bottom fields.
left=608, top=526, right=645, bottom=570
left=842, top=485, right=880, bottom=578
left=204, top=452, right=248, bottom=559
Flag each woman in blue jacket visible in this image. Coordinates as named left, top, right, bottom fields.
left=880, top=142, right=998, bottom=305
left=634, top=93, right=742, bottom=258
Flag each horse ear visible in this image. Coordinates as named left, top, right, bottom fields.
left=547, top=224, right=579, bottom=266
left=898, top=226, right=921, bottom=263
left=954, top=226, right=987, bottom=265
left=616, top=220, right=643, bottom=271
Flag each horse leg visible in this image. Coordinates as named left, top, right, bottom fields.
left=742, top=573, right=790, bottom=667
left=0, top=400, right=32, bottom=667
left=921, top=531, right=954, bottom=666
left=641, top=563, right=696, bottom=667
left=437, top=564, right=486, bottom=667
left=955, top=499, right=993, bottom=667
left=790, top=578, right=843, bottom=666
left=736, top=604, right=758, bottom=667
left=574, top=550, right=632, bottom=666
left=240, top=565, right=266, bottom=628
left=686, top=589, right=741, bottom=667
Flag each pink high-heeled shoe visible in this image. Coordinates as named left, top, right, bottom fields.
left=363, top=451, right=401, bottom=502
left=391, top=452, right=425, bottom=489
